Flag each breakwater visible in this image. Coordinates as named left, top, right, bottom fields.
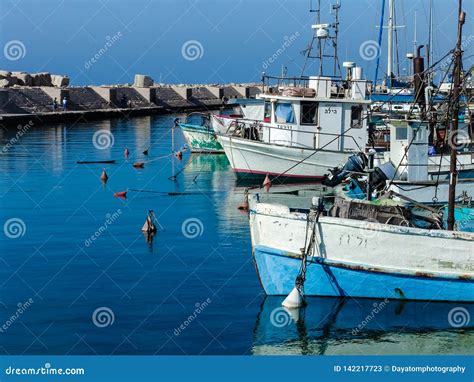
left=0, top=72, right=260, bottom=126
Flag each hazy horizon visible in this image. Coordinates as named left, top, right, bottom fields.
left=0, top=0, right=472, bottom=86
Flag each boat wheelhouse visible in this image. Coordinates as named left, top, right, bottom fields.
left=217, top=72, right=372, bottom=182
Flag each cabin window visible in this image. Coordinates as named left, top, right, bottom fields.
left=264, top=102, right=271, bottom=121
left=275, top=102, right=295, bottom=124
left=396, top=127, right=408, bottom=140
left=300, top=101, right=318, bottom=125
left=350, top=105, right=363, bottom=128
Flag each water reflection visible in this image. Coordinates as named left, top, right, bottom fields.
left=252, top=297, right=474, bottom=355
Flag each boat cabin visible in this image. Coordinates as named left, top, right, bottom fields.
left=257, top=74, right=371, bottom=152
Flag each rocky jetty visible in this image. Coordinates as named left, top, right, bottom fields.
left=0, top=71, right=70, bottom=88
left=0, top=72, right=260, bottom=125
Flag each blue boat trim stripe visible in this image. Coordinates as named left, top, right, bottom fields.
left=254, top=245, right=473, bottom=282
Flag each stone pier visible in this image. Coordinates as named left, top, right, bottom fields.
left=0, top=74, right=261, bottom=125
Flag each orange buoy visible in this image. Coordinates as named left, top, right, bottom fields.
left=175, top=151, right=183, bottom=160
left=100, top=169, right=108, bottom=182
left=262, top=174, right=272, bottom=191
left=124, top=148, right=130, bottom=157
left=237, top=202, right=249, bottom=211
left=133, top=162, right=145, bottom=168
left=114, top=191, right=127, bottom=198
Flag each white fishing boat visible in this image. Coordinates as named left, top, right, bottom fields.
left=177, top=100, right=265, bottom=153
left=178, top=113, right=224, bottom=153
left=217, top=73, right=371, bottom=182
left=213, top=8, right=373, bottom=183
left=371, top=118, right=473, bottom=203
left=249, top=195, right=474, bottom=302
left=248, top=5, right=474, bottom=303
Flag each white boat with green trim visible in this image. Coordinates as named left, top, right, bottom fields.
left=178, top=113, right=224, bottom=153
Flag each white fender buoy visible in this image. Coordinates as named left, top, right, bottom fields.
left=283, top=306, right=300, bottom=322
left=282, top=287, right=305, bottom=308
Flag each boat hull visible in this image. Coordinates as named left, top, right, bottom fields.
left=179, top=124, right=224, bottom=153
left=218, top=135, right=352, bottom=182
left=250, top=203, right=474, bottom=301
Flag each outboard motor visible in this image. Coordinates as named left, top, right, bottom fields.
left=370, top=161, right=397, bottom=192
left=323, top=152, right=368, bottom=187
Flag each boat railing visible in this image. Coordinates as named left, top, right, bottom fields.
left=266, top=125, right=363, bottom=152
left=260, top=74, right=369, bottom=100
left=228, top=119, right=363, bottom=151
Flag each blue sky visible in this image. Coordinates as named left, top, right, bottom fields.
left=0, top=0, right=472, bottom=85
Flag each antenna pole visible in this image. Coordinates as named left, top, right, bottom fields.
left=387, top=0, right=394, bottom=88
left=428, top=0, right=434, bottom=83
left=447, top=0, right=464, bottom=231
left=374, top=0, right=386, bottom=86
left=332, top=1, right=341, bottom=76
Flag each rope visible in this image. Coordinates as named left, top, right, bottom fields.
left=142, top=152, right=174, bottom=164
left=295, top=202, right=322, bottom=300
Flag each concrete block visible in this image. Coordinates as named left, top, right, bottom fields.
left=247, top=86, right=261, bottom=98
left=11, top=72, right=33, bottom=86
left=32, top=72, right=52, bottom=86
left=51, top=74, right=70, bottom=88
left=41, top=87, right=69, bottom=103
left=91, top=87, right=118, bottom=105
left=207, top=86, right=224, bottom=99
left=0, top=79, right=11, bottom=88
left=233, top=86, right=250, bottom=98
left=134, top=87, right=156, bottom=103
left=134, top=74, right=154, bottom=88
left=171, top=86, right=192, bottom=100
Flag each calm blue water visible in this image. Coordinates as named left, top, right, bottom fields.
left=0, top=116, right=472, bottom=355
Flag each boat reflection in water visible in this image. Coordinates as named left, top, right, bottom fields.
left=252, top=297, right=474, bottom=355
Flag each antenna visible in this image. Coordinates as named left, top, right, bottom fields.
left=301, top=0, right=341, bottom=77
left=331, top=0, right=341, bottom=76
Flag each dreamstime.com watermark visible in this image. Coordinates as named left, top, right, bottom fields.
left=3, top=40, right=26, bottom=61
left=174, top=298, right=211, bottom=336
left=448, top=307, right=470, bottom=328
left=85, top=31, right=123, bottom=70
left=0, top=298, right=34, bottom=333
left=181, top=40, right=204, bottom=61
left=270, top=307, right=292, bottom=328
left=92, top=129, right=115, bottom=150
left=262, top=31, right=300, bottom=70
left=3, top=217, right=26, bottom=239
left=2, top=120, right=34, bottom=154
left=359, top=40, right=380, bottom=61
left=181, top=218, right=204, bottom=239
left=4, top=363, right=85, bottom=376
left=84, top=209, right=122, bottom=247
left=352, top=299, right=389, bottom=335
left=92, top=307, right=115, bottom=328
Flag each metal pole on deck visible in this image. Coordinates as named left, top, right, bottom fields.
left=447, top=0, right=464, bottom=231
left=172, top=119, right=176, bottom=180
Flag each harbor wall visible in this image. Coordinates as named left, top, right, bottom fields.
left=0, top=78, right=260, bottom=126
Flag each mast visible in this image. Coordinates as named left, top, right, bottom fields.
left=317, top=0, right=323, bottom=75
left=413, top=10, right=417, bottom=56
left=332, top=0, right=341, bottom=76
left=374, top=0, right=386, bottom=85
left=301, top=0, right=341, bottom=77
left=447, top=0, right=465, bottom=231
left=387, top=0, right=394, bottom=87
left=428, top=0, right=434, bottom=83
